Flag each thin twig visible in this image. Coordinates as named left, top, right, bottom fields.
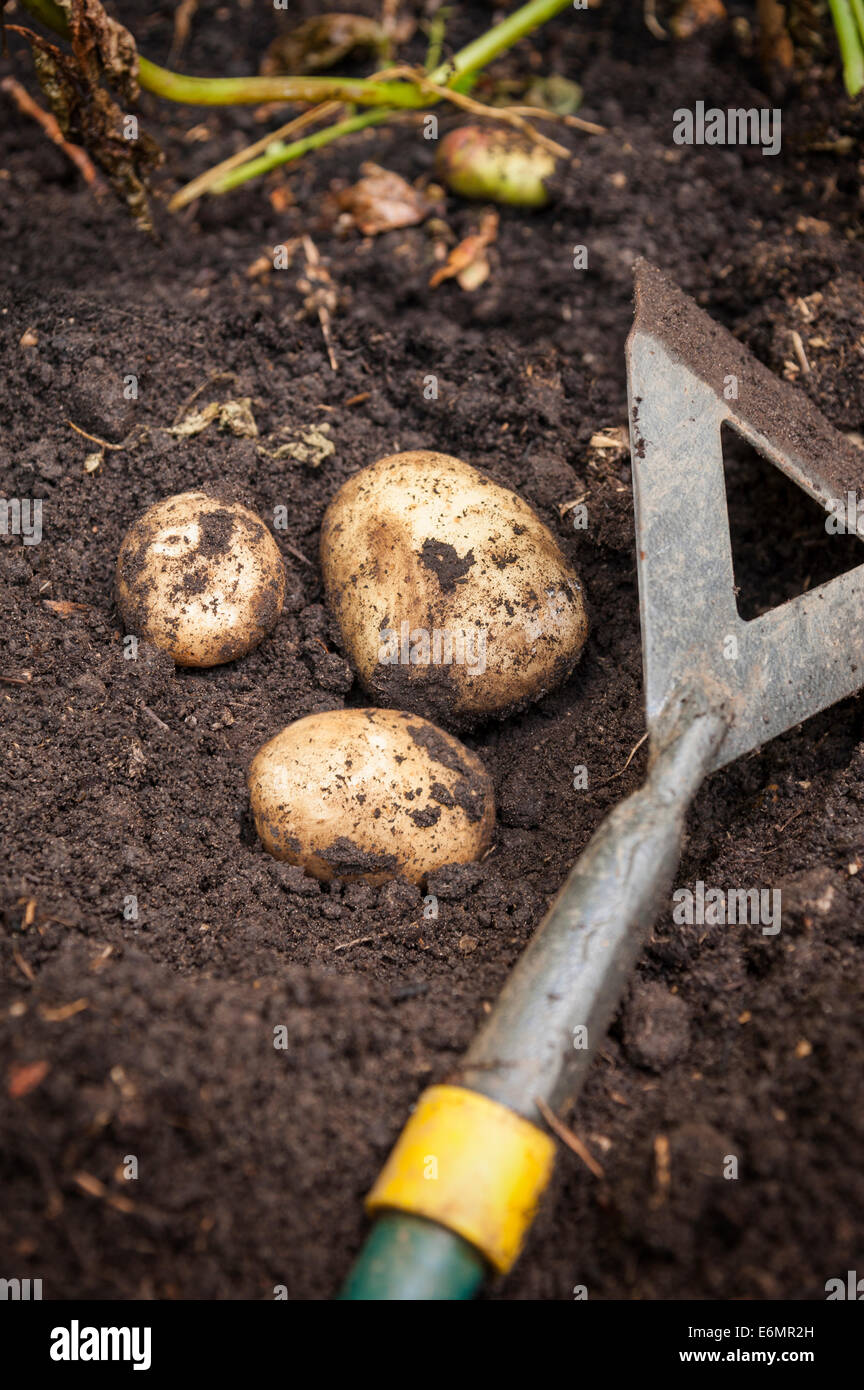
left=171, top=371, right=237, bottom=427
left=2, top=76, right=102, bottom=188
left=775, top=806, right=805, bottom=835
left=301, top=236, right=338, bottom=372
left=652, top=1132, right=671, bottom=1206
left=168, top=0, right=198, bottom=66
left=790, top=330, right=811, bottom=375
left=334, top=933, right=377, bottom=951
left=644, top=0, right=667, bottom=40
left=282, top=542, right=313, bottom=568
left=597, top=731, right=649, bottom=787
left=169, top=101, right=342, bottom=210
left=505, top=104, right=606, bottom=136
left=209, top=106, right=401, bottom=195
left=66, top=420, right=126, bottom=450
left=140, top=705, right=171, bottom=733
left=13, top=949, right=36, bottom=982
left=535, top=1096, right=605, bottom=1179
left=378, top=64, right=574, bottom=155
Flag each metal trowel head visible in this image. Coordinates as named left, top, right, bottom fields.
left=626, top=260, right=864, bottom=771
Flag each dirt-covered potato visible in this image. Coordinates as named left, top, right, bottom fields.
left=115, top=491, right=285, bottom=667
left=248, top=707, right=495, bottom=886
left=320, top=451, right=588, bottom=727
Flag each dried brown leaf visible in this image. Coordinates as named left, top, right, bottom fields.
left=169, top=398, right=258, bottom=439
left=8, top=1060, right=51, bottom=1099
left=261, top=14, right=388, bottom=76
left=43, top=599, right=92, bottom=617
left=8, top=11, right=161, bottom=235
left=335, top=162, right=435, bottom=236
left=429, top=210, right=499, bottom=291
left=39, top=997, right=89, bottom=1022
left=54, top=0, right=140, bottom=101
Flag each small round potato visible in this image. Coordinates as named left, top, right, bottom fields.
left=248, top=707, right=495, bottom=886
left=320, top=451, right=588, bottom=727
left=436, top=125, right=557, bottom=208
left=116, top=491, right=286, bottom=667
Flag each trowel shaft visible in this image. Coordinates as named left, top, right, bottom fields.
left=456, top=704, right=727, bottom=1122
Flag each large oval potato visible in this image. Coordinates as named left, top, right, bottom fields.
left=320, top=452, right=588, bottom=726
left=248, top=707, right=495, bottom=886
left=116, top=491, right=286, bottom=667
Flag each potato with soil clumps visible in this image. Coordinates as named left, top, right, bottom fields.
left=320, top=451, right=588, bottom=728
left=248, top=707, right=495, bottom=886
left=116, top=491, right=285, bottom=667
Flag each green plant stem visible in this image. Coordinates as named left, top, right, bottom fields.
left=138, top=66, right=417, bottom=107
left=424, top=6, right=452, bottom=75
left=17, top=0, right=426, bottom=106
left=20, top=0, right=575, bottom=108
left=429, top=0, right=573, bottom=84
left=829, top=0, right=864, bottom=95
left=204, top=0, right=576, bottom=193
left=211, top=107, right=396, bottom=193
left=19, top=0, right=579, bottom=198
left=851, top=0, right=864, bottom=43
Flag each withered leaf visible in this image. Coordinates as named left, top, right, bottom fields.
left=258, top=423, right=334, bottom=467
left=261, top=14, right=388, bottom=76
left=429, top=210, right=499, bottom=292
left=54, top=0, right=140, bottom=101
left=8, top=1060, right=51, bottom=1099
left=335, top=162, right=436, bottom=236
left=169, top=398, right=259, bottom=439
left=43, top=599, right=93, bottom=617
left=11, top=24, right=161, bottom=235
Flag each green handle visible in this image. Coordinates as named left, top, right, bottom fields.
left=340, top=1214, right=485, bottom=1301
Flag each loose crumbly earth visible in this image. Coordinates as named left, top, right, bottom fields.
left=1, top=1, right=863, bottom=1300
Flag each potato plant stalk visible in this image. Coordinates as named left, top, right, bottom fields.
left=20, top=0, right=574, bottom=108
left=829, top=0, right=864, bottom=94
left=210, top=107, right=398, bottom=195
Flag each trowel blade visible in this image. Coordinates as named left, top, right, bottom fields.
left=626, top=260, right=864, bottom=772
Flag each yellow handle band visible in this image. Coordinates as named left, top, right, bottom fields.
left=366, top=1084, right=556, bottom=1274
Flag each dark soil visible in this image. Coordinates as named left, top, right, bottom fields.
left=1, top=1, right=863, bottom=1301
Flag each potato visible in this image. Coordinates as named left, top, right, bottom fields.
left=115, top=491, right=285, bottom=667
left=248, top=707, right=494, bottom=886
left=320, top=451, right=588, bottom=727
left=436, top=125, right=557, bottom=208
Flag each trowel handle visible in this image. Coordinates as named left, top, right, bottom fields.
left=343, top=707, right=728, bottom=1300
left=458, top=707, right=728, bottom=1121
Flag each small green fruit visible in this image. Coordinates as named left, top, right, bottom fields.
left=436, top=126, right=557, bottom=209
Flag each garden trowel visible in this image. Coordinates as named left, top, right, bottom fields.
left=341, top=260, right=864, bottom=1300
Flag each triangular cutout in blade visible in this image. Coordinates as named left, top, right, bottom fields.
left=626, top=260, right=864, bottom=772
